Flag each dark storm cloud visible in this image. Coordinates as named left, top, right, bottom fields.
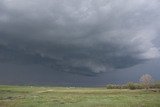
left=0, top=0, right=160, bottom=74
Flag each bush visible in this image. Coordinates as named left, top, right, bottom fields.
left=154, top=83, right=160, bottom=89
left=127, top=82, right=136, bottom=90
left=106, top=82, right=160, bottom=90
left=106, top=84, right=114, bottom=89
left=106, top=84, right=121, bottom=89
left=150, top=82, right=160, bottom=89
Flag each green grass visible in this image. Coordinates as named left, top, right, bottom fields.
left=0, top=85, right=160, bottom=107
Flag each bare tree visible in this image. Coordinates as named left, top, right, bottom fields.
left=140, top=74, right=153, bottom=89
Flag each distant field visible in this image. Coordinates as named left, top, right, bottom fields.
left=0, top=85, right=160, bottom=107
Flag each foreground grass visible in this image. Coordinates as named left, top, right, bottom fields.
left=0, top=85, right=160, bottom=107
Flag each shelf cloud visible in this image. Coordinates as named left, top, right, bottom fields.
left=0, top=0, right=160, bottom=75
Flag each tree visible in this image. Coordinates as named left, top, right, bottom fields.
left=139, top=74, right=153, bottom=89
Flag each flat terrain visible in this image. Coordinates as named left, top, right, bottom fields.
left=0, top=85, right=160, bottom=107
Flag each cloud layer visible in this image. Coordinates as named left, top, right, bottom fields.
left=0, top=0, right=160, bottom=74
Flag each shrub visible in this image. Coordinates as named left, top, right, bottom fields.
left=154, top=83, right=160, bottom=89
left=127, top=82, right=136, bottom=90
left=106, top=82, right=160, bottom=90
left=106, top=84, right=114, bottom=89
left=106, top=84, right=121, bottom=89
left=150, top=82, right=160, bottom=89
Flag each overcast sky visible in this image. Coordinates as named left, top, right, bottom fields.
left=0, top=0, right=160, bottom=86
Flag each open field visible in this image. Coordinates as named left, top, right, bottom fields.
left=0, top=85, right=160, bottom=107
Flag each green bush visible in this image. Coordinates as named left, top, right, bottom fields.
left=150, top=82, right=160, bottom=89
left=154, top=83, right=160, bottom=89
left=106, top=82, right=160, bottom=90
left=106, top=84, right=121, bottom=89
left=106, top=84, right=114, bottom=89
left=127, top=82, right=136, bottom=90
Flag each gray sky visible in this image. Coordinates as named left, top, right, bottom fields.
left=0, top=0, right=160, bottom=86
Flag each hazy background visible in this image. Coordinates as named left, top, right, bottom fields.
left=0, top=0, right=160, bottom=86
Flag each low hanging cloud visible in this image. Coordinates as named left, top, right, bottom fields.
left=0, top=0, right=160, bottom=75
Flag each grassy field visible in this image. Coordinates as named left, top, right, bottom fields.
left=0, top=85, right=160, bottom=107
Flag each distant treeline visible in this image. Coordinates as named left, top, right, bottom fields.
left=106, top=82, right=160, bottom=90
